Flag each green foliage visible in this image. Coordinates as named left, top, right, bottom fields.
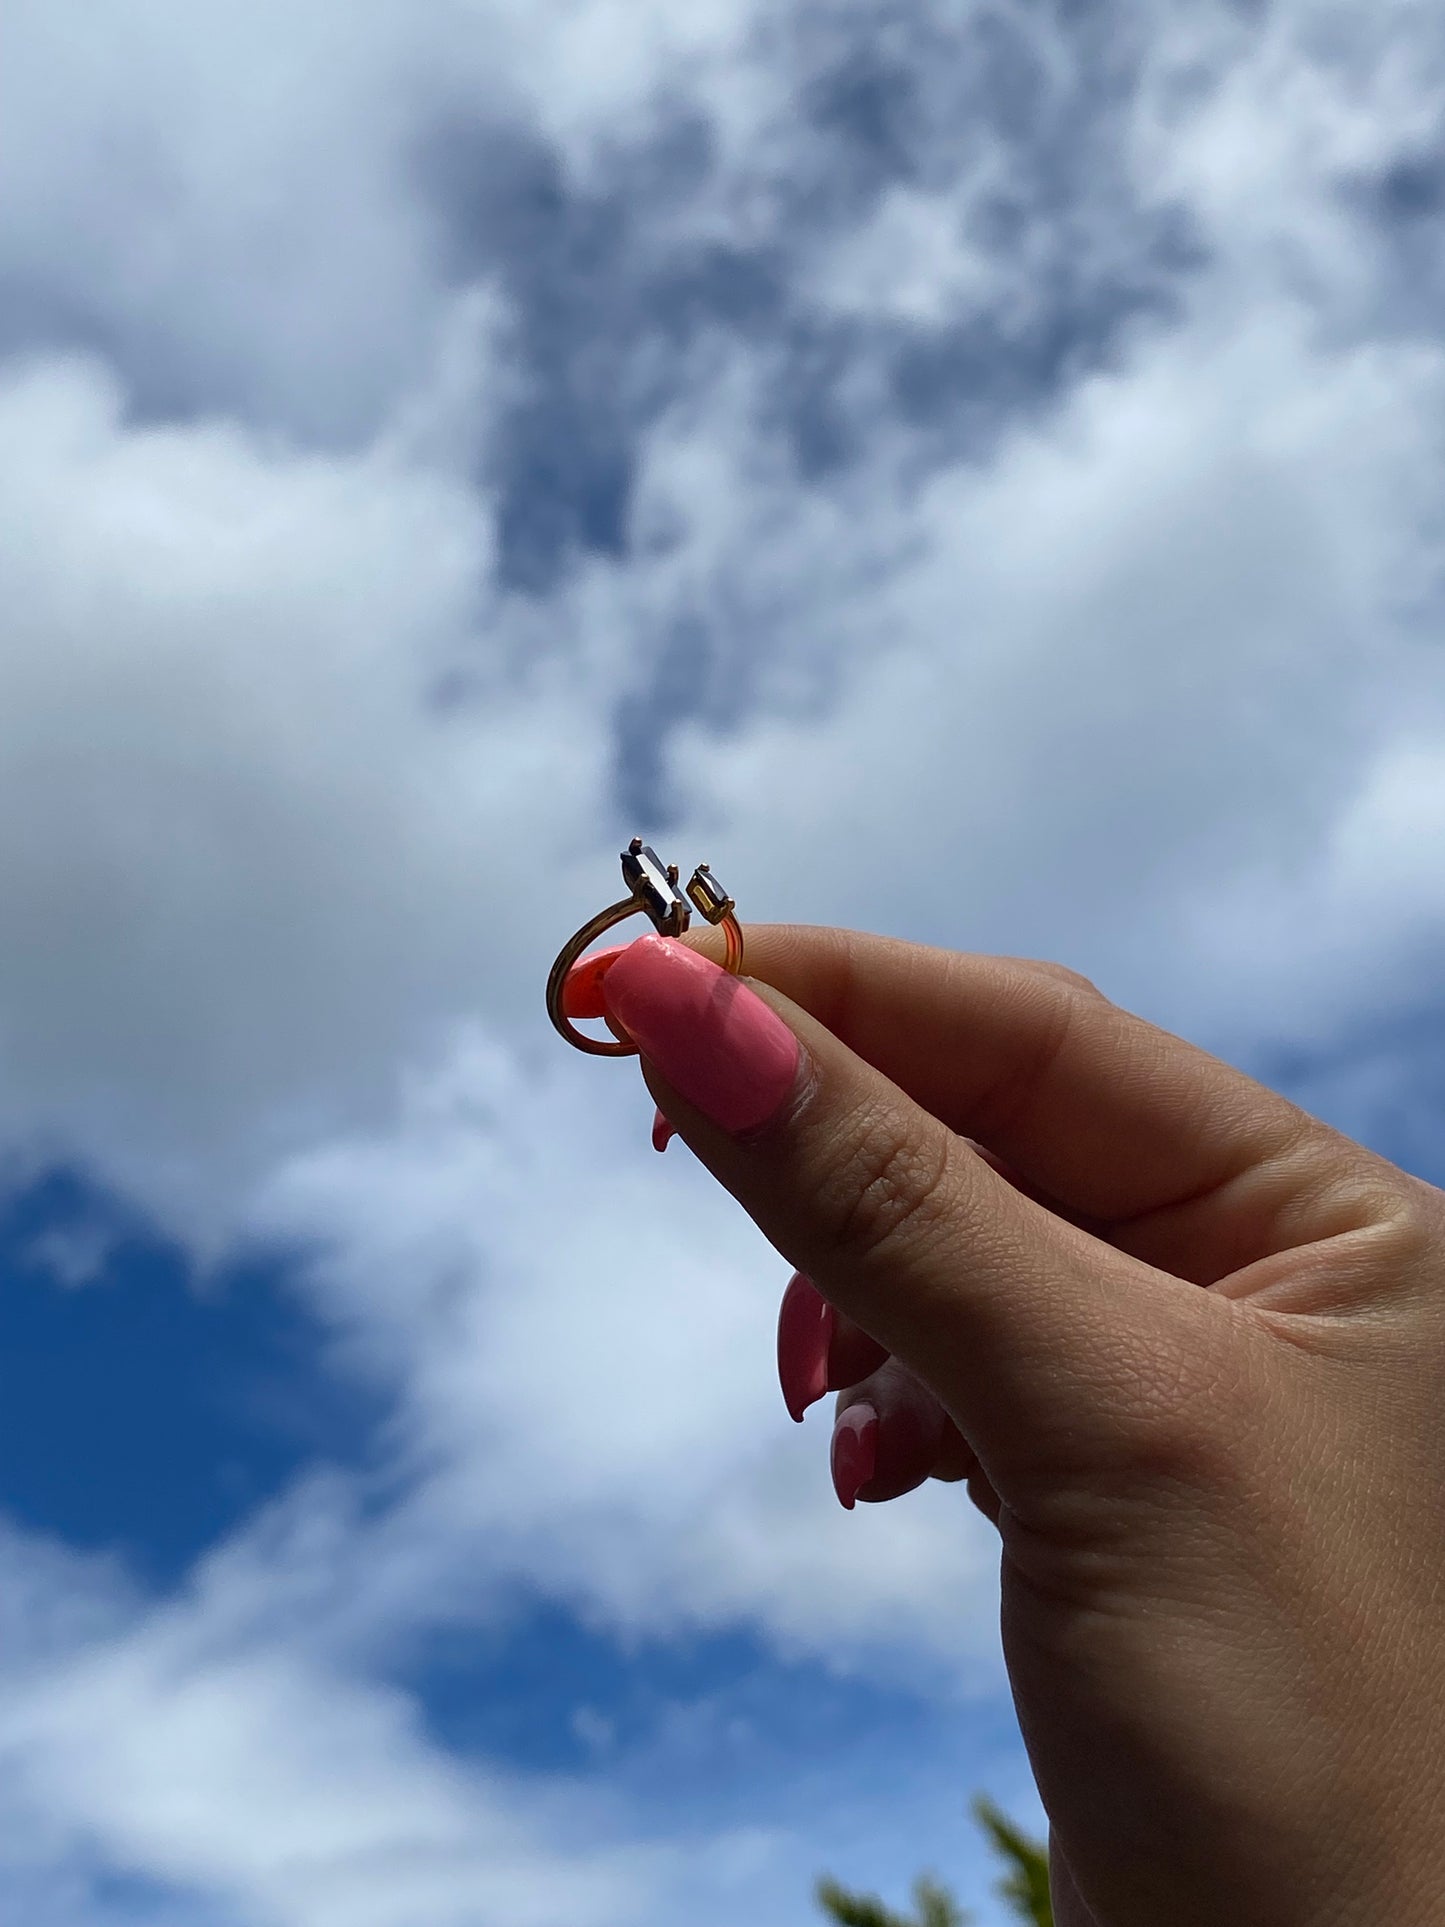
left=816, top=1873, right=969, bottom=1927
left=970, top=1796, right=1052, bottom=1926
left=815, top=1794, right=1052, bottom=1927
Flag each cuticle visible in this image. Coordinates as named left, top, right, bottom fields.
left=734, top=1044, right=817, bottom=1146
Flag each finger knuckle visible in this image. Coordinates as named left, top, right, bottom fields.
left=1015, top=958, right=1109, bottom=1001
left=824, top=1113, right=956, bottom=1268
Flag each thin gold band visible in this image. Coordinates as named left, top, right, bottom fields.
left=546, top=896, right=646, bottom=1058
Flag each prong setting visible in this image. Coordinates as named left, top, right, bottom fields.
left=686, top=864, right=735, bottom=925
left=621, top=840, right=692, bottom=937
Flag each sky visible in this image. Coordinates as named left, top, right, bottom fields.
left=2, top=0, right=1445, bottom=1921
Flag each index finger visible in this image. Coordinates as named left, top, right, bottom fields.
left=689, top=923, right=1356, bottom=1237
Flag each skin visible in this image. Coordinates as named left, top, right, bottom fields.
left=640, top=925, right=1445, bottom=1927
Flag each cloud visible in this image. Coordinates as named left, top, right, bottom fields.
left=666, top=307, right=1445, bottom=1004
left=0, top=1634, right=658, bottom=1927
left=0, top=0, right=456, bottom=441
left=0, top=353, right=617, bottom=1238
left=0, top=1514, right=997, bottom=1927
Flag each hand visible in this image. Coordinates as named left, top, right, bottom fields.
left=585, top=927, right=1445, bottom=1927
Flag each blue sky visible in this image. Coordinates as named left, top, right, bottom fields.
left=3, top=1, right=1445, bottom=1921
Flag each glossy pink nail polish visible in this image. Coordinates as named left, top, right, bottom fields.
left=778, top=1272, right=833, bottom=1422
left=651, top=1108, right=676, bottom=1154
left=831, top=1403, right=878, bottom=1511
left=561, top=944, right=631, bottom=1020
left=601, top=935, right=800, bottom=1135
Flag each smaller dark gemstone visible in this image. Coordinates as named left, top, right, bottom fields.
left=687, top=866, right=731, bottom=920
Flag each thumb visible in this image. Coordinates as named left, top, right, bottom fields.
left=602, top=935, right=1225, bottom=1509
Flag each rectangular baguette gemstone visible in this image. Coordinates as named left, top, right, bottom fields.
left=687, top=865, right=732, bottom=920
left=621, top=842, right=690, bottom=934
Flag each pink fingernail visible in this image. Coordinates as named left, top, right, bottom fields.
left=778, top=1272, right=833, bottom=1422
left=652, top=1108, right=676, bottom=1154
left=831, top=1404, right=878, bottom=1511
left=562, top=944, right=631, bottom=1020
left=601, top=935, right=800, bottom=1135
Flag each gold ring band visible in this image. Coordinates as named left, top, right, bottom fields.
left=547, top=840, right=745, bottom=1057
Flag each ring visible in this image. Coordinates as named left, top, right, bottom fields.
left=547, top=838, right=745, bottom=1056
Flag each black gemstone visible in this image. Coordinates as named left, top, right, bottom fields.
left=621, top=843, right=690, bottom=934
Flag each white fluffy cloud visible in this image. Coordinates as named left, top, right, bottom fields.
left=0, top=352, right=617, bottom=1234
left=668, top=309, right=1445, bottom=1018
left=0, top=1508, right=1003, bottom=1927
left=0, top=1518, right=761, bottom=1927
left=2, top=1644, right=652, bottom=1927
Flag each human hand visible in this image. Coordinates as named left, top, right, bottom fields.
left=578, top=927, right=1445, bottom=1927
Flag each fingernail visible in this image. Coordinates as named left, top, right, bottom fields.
left=562, top=945, right=631, bottom=1021
left=601, top=935, right=800, bottom=1135
left=778, top=1272, right=833, bottom=1422
left=831, top=1404, right=878, bottom=1511
left=652, top=1107, right=676, bottom=1154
